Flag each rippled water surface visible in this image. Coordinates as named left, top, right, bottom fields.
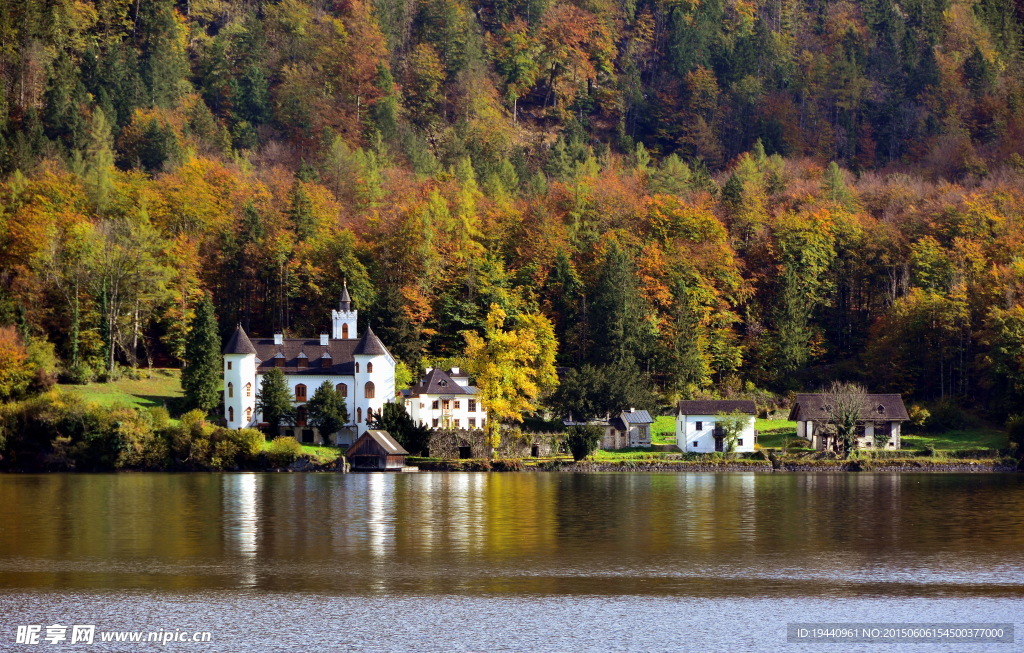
left=0, top=472, right=1022, bottom=651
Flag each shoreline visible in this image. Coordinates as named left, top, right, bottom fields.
left=3, top=461, right=1018, bottom=473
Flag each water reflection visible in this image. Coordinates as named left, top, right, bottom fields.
left=0, top=472, right=1021, bottom=598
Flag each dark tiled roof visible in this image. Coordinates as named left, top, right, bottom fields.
left=408, top=368, right=469, bottom=395
left=253, top=337, right=360, bottom=375
left=677, top=400, right=757, bottom=416
left=353, top=327, right=389, bottom=356
left=788, top=394, right=909, bottom=421
left=347, top=429, right=408, bottom=456
left=223, top=325, right=258, bottom=355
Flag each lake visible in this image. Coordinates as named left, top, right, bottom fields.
left=0, top=472, right=1022, bottom=652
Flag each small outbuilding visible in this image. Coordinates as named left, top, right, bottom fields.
left=346, top=429, right=409, bottom=471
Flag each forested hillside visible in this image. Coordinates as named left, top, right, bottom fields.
left=1, top=0, right=1024, bottom=418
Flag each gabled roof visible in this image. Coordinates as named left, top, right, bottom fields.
left=408, top=368, right=469, bottom=396
left=223, top=325, right=258, bottom=355
left=677, top=400, right=757, bottom=416
left=788, top=393, right=909, bottom=422
left=353, top=327, right=389, bottom=356
left=347, top=429, right=409, bottom=456
left=621, top=409, right=654, bottom=424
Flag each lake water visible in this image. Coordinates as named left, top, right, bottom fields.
left=0, top=472, right=1022, bottom=652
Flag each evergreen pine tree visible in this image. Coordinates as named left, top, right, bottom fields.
left=306, top=380, right=349, bottom=443
left=256, top=368, right=295, bottom=434
left=370, top=402, right=431, bottom=455
left=181, top=295, right=222, bottom=412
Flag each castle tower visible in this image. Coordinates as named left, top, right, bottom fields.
left=331, top=281, right=358, bottom=340
left=352, top=327, right=395, bottom=432
left=223, top=324, right=258, bottom=429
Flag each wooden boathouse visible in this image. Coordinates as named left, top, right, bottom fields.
left=346, top=429, right=409, bottom=471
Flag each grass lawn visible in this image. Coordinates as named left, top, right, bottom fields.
left=755, top=418, right=802, bottom=448
left=754, top=417, right=1008, bottom=452
left=59, top=368, right=184, bottom=414
left=652, top=415, right=676, bottom=444
left=902, top=428, right=1008, bottom=451
left=260, top=440, right=343, bottom=462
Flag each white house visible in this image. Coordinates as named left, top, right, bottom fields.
left=222, top=283, right=396, bottom=445
left=563, top=409, right=654, bottom=449
left=401, top=367, right=487, bottom=430
left=676, top=400, right=757, bottom=453
left=788, top=393, right=908, bottom=450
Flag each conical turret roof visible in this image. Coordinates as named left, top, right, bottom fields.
left=353, top=326, right=388, bottom=356
left=339, top=280, right=352, bottom=311
left=223, top=324, right=258, bottom=355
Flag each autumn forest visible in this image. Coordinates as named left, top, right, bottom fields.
left=1, top=0, right=1024, bottom=422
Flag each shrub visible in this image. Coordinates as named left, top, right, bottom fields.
left=924, top=400, right=969, bottom=432
left=908, top=404, right=930, bottom=430
left=208, top=426, right=264, bottom=469
left=949, top=448, right=998, bottom=460
left=491, top=458, right=524, bottom=471
left=1007, top=414, right=1024, bottom=455
left=168, top=409, right=215, bottom=468
left=565, top=424, right=602, bottom=461
left=265, top=436, right=303, bottom=467
left=115, top=407, right=168, bottom=470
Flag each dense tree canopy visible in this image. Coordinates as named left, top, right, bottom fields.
left=0, top=0, right=1024, bottom=427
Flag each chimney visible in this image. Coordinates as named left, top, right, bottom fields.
left=451, top=366, right=460, bottom=375
left=320, top=333, right=329, bottom=346
left=425, top=367, right=433, bottom=374
left=274, top=333, right=283, bottom=345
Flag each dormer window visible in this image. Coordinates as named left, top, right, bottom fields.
left=297, top=351, right=308, bottom=369
left=439, top=380, right=448, bottom=387
left=321, top=352, right=332, bottom=368
left=274, top=351, right=285, bottom=368
left=876, top=404, right=885, bottom=414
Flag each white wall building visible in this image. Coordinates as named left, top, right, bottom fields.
left=788, top=393, right=907, bottom=450
left=401, top=367, right=487, bottom=430
left=222, top=283, right=395, bottom=444
left=676, top=400, right=757, bottom=453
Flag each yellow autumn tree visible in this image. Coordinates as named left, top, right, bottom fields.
left=463, top=304, right=558, bottom=449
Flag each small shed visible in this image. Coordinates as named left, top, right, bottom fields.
left=346, top=429, right=409, bottom=471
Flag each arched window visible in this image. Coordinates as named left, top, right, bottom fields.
left=228, top=382, right=234, bottom=398
left=364, top=381, right=375, bottom=399
left=367, top=362, right=373, bottom=373
left=357, top=407, right=362, bottom=423
left=245, top=382, right=252, bottom=397
left=336, top=383, right=348, bottom=397
left=228, top=406, right=234, bottom=422
left=355, top=362, right=360, bottom=373
left=366, top=407, right=373, bottom=422
left=245, top=407, right=252, bottom=422
left=295, top=384, right=307, bottom=401
left=342, top=323, right=349, bottom=339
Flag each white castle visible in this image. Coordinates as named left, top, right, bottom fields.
left=222, top=283, right=395, bottom=445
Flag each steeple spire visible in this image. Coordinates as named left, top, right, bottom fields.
left=339, top=279, right=352, bottom=312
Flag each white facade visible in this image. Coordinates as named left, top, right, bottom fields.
left=222, top=286, right=396, bottom=443
left=223, top=351, right=258, bottom=430
left=677, top=414, right=756, bottom=453
left=403, top=367, right=487, bottom=430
